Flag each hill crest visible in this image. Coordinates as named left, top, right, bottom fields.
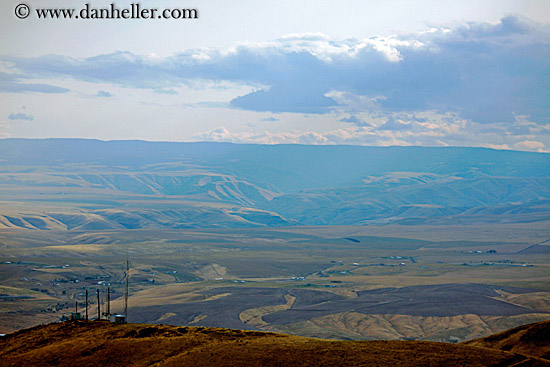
left=1, top=320, right=549, bottom=367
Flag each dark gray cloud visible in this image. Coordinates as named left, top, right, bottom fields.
left=1, top=16, right=548, bottom=124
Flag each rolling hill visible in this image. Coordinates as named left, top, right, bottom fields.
left=0, top=320, right=549, bottom=367
left=464, top=319, right=550, bottom=360
left=1, top=139, right=549, bottom=228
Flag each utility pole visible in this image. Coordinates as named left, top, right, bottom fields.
left=85, top=289, right=88, bottom=322
left=97, top=289, right=100, bottom=320
left=107, top=286, right=111, bottom=317
left=124, top=251, right=129, bottom=322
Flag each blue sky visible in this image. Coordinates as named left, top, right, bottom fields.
left=1, top=0, right=549, bottom=151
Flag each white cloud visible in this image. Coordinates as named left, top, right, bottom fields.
left=514, top=140, right=546, bottom=152
left=484, top=143, right=511, bottom=150
left=193, top=110, right=550, bottom=152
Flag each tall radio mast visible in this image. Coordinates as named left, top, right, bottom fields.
left=124, top=250, right=129, bottom=322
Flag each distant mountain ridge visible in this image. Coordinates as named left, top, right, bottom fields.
left=1, top=139, right=549, bottom=228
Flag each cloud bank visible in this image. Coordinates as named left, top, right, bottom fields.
left=1, top=16, right=548, bottom=151
left=3, top=16, right=548, bottom=125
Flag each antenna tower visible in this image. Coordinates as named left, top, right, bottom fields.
left=85, top=289, right=88, bottom=322
left=124, top=250, right=129, bottom=321
left=97, top=289, right=100, bottom=319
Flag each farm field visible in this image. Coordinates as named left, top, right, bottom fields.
left=1, top=223, right=549, bottom=341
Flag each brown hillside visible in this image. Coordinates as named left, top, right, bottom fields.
left=1, top=321, right=549, bottom=367
left=464, top=320, right=550, bottom=360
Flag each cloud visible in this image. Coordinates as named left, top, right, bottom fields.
left=180, top=101, right=230, bottom=109
left=8, top=113, right=33, bottom=121
left=339, top=115, right=371, bottom=126
left=194, top=110, right=549, bottom=152
left=1, top=16, right=548, bottom=124
left=0, top=71, right=70, bottom=94
left=194, top=124, right=434, bottom=146
left=195, top=126, right=356, bottom=145
left=514, top=140, right=545, bottom=151
left=2, top=83, right=69, bottom=94
left=154, top=89, right=178, bottom=95
left=196, top=126, right=235, bottom=142
left=96, top=90, right=114, bottom=97
left=231, top=85, right=337, bottom=113
left=377, top=117, right=411, bottom=131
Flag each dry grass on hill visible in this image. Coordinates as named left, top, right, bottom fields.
left=1, top=320, right=549, bottom=367
left=464, top=320, right=550, bottom=360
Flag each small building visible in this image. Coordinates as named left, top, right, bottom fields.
left=110, top=314, right=126, bottom=324
left=448, top=336, right=460, bottom=344
left=70, top=312, right=82, bottom=320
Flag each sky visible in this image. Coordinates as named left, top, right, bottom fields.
left=1, top=0, right=549, bottom=151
